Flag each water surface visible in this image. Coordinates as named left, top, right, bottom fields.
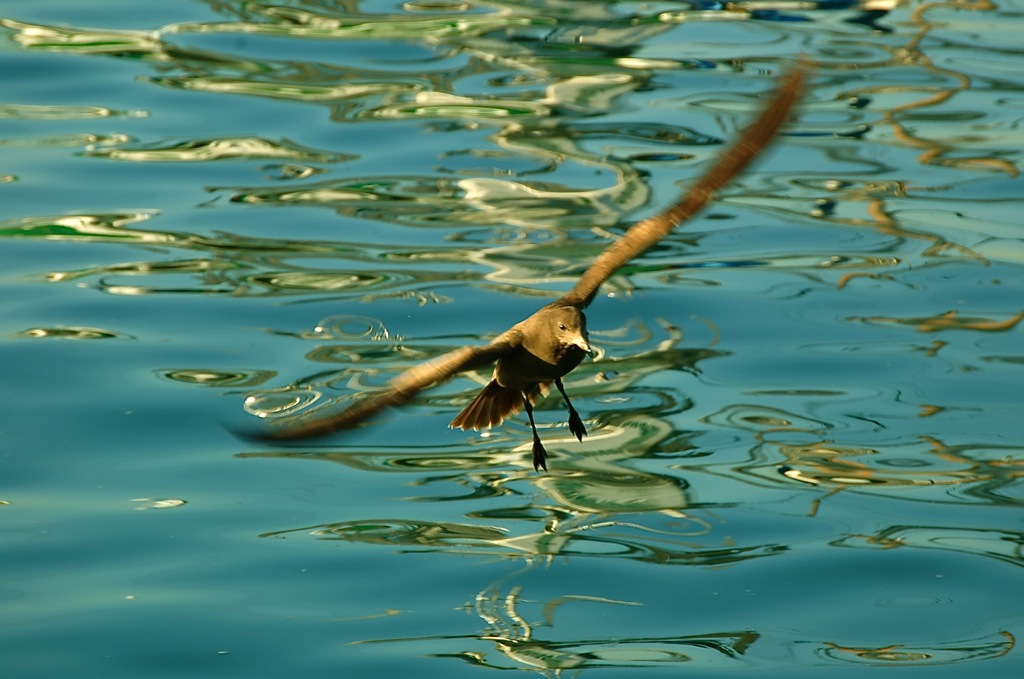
left=2, top=0, right=1023, bottom=676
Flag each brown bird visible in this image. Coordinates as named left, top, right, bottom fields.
left=448, top=305, right=591, bottom=470
left=245, top=59, right=810, bottom=470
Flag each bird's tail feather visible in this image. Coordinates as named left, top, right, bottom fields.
left=449, top=380, right=545, bottom=430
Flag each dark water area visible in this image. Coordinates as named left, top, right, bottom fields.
left=2, top=0, right=1023, bottom=676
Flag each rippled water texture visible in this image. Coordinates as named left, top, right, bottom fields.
left=2, top=0, right=1023, bottom=676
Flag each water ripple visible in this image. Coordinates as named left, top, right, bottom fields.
left=87, top=136, right=356, bottom=163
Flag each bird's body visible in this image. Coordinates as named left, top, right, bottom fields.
left=243, top=60, right=811, bottom=470
left=449, top=305, right=590, bottom=470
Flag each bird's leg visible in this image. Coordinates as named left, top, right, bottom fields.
left=555, top=378, right=587, bottom=443
left=522, top=396, right=547, bottom=472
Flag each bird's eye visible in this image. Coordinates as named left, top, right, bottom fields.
left=559, top=323, right=566, bottom=330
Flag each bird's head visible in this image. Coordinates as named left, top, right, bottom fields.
left=523, top=305, right=590, bottom=364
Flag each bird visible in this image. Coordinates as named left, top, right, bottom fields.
left=243, top=59, right=810, bottom=471
left=447, top=304, right=591, bottom=471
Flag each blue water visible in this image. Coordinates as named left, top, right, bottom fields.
left=3, top=0, right=1024, bottom=676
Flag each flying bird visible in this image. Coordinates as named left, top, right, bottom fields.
left=244, top=60, right=810, bottom=470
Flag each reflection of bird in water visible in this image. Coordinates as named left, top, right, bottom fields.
left=245, top=60, right=810, bottom=471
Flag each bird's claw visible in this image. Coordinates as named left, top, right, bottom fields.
left=532, top=438, right=548, bottom=472
left=568, top=411, right=587, bottom=443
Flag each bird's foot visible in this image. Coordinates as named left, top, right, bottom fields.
left=567, top=410, right=587, bottom=443
left=532, top=437, right=548, bottom=472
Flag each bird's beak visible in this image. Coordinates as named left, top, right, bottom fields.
left=574, top=336, right=592, bottom=355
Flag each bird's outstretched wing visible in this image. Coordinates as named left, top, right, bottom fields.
left=241, top=59, right=809, bottom=443
left=555, top=59, right=810, bottom=310
left=252, top=334, right=520, bottom=440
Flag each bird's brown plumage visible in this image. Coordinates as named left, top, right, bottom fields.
left=448, top=305, right=590, bottom=470
left=242, top=59, right=811, bottom=470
